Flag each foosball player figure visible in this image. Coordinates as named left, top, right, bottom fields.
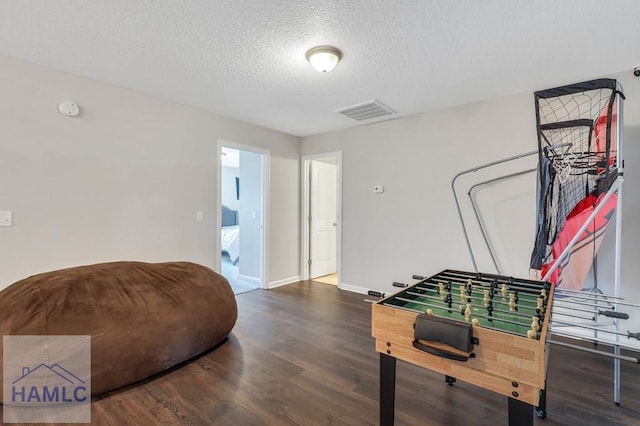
left=466, top=279, right=473, bottom=296
left=438, top=282, right=445, bottom=300
left=531, top=316, right=540, bottom=333
left=472, top=318, right=480, bottom=327
left=483, top=289, right=490, bottom=307
left=490, top=280, right=497, bottom=297
left=464, top=303, right=472, bottom=322
left=527, top=317, right=541, bottom=340
left=501, top=283, right=508, bottom=302
left=508, top=293, right=516, bottom=312
left=460, top=285, right=466, bottom=303
left=487, top=301, right=494, bottom=322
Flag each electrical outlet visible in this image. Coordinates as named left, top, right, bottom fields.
left=373, top=185, right=384, bottom=194
left=196, top=210, right=204, bottom=222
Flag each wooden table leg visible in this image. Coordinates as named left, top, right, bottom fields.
left=508, top=397, right=533, bottom=426
left=380, top=353, right=396, bottom=426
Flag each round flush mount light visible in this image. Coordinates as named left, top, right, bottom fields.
left=305, top=45, right=342, bottom=73
left=58, top=101, right=80, bottom=117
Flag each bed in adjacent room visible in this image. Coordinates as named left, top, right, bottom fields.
left=221, top=205, right=239, bottom=264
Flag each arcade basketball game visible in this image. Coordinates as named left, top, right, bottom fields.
left=372, top=79, right=639, bottom=425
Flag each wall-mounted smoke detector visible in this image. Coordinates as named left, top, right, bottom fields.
left=335, top=99, right=396, bottom=121
left=58, top=101, right=80, bottom=117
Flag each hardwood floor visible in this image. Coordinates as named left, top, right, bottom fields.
left=312, top=273, right=338, bottom=286
left=2, top=281, right=640, bottom=425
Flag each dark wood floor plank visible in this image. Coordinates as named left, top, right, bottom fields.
left=2, top=280, right=640, bottom=425
left=289, top=370, right=377, bottom=425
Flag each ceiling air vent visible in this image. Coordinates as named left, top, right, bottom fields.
left=335, top=99, right=396, bottom=121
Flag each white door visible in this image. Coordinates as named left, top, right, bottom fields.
left=310, top=160, right=337, bottom=278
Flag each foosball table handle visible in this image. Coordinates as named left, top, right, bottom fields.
left=412, top=339, right=472, bottom=362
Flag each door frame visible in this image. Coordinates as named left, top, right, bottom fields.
left=301, top=151, right=342, bottom=285
left=216, top=139, right=270, bottom=289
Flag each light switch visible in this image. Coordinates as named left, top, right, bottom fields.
left=373, top=185, right=384, bottom=194
left=0, top=211, right=13, bottom=227
left=196, top=210, right=204, bottom=222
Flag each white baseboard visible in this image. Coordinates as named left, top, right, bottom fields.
left=268, top=275, right=301, bottom=289
left=238, top=274, right=261, bottom=285
left=338, top=282, right=369, bottom=295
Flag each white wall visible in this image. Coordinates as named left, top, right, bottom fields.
left=302, top=70, right=640, bottom=333
left=0, top=54, right=300, bottom=288
left=303, top=93, right=538, bottom=286
left=221, top=166, right=239, bottom=211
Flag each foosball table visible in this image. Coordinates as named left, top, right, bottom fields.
left=371, top=269, right=554, bottom=426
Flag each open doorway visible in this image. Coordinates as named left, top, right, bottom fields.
left=217, top=141, right=269, bottom=294
left=301, top=152, right=342, bottom=286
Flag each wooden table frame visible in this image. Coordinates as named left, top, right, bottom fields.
left=379, top=352, right=546, bottom=425
left=372, top=274, right=553, bottom=425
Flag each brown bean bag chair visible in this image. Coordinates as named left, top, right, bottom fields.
left=0, top=261, right=237, bottom=400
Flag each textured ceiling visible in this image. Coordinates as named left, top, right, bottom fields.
left=0, top=1, right=638, bottom=137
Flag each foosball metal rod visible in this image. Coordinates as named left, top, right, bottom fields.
left=550, top=311, right=597, bottom=322
left=553, top=297, right=640, bottom=309
left=421, top=277, right=543, bottom=296
left=554, top=288, right=625, bottom=300
left=417, top=288, right=541, bottom=313
left=550, top=330, right=640, bottom=353
left=405, top=290, right=540, bottom=320
left=429, top=274, right=546, bottom=293
left=425, top=279, right=548, bottom=301
left=551, top=319, right=638, bottom=339
left=553, top=305, right=596, bottom=315
left=420, top=279, right=545, bottom=304
left=392, top=296, right=533, bottom=329
left=394, top=304, right=522, bottom=336
left=435, top=270, right=551, bottom=290
left=552, top=304, right=629, bottom=318
left=549, top=339, right=639, bottom=364
left=415, top=283, right=542, bottom=312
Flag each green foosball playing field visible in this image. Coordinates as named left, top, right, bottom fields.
left=383, top=269, right=552, bottom=339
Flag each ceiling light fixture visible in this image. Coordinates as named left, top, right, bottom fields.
left=305, top=46, right=342, bottom=73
